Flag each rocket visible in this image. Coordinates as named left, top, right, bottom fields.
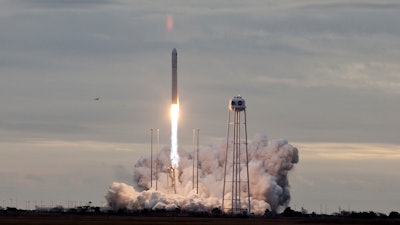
left=172, top=48, right=178, bottom=104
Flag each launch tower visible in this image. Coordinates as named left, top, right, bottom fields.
left=222, top=96, right=251, bottom=215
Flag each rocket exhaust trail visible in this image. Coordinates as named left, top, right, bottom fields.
left=170, top=104, right=179, bottom=168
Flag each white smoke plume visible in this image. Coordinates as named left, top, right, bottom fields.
left=105, top=134, right=299, bottom=215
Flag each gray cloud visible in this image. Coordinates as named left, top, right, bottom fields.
left=0, top=0, right=399, bottom=145
left=25, top=174, right=45, bottom=184
left=11, top=0, right=117, bottom=8
left=301, top=2, right=400, bottom=10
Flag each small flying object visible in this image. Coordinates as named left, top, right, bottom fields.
left=94, top=97, right=100, bottom=101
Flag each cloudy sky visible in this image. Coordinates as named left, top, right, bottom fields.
left=0, top=0, right=399, bottom=213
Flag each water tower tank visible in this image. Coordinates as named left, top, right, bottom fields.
left=229, top=96, right=246, bottom=112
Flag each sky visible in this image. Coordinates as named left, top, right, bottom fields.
left=0, top=0, right=399, bottom=214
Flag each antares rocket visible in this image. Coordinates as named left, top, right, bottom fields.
left=170, top=48, right=179, bottom=194
left=172, top=48, right=178, bottom=104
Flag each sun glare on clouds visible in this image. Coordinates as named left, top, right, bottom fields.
left=296, top=142, right=400, bottom=160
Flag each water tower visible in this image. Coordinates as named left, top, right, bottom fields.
left=222, top=96, right=251, bottom=215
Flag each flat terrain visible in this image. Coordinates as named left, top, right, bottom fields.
left=1, top=215, right=400, bottom=225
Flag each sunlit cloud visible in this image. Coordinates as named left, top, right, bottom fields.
left=311, top=62, right=400, bottom=94
left=1, top=138, right=147, bottom=153
left=295, top=142, right=400, bottom=160
left=255, top=62, right=400, bottom=95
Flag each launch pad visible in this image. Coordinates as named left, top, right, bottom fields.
left=167, top=166, right=177, bottom=194
left=166, top=165, right=183, bottom=194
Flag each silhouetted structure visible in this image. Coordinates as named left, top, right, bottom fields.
left=222, top=96, right=251, bottom=215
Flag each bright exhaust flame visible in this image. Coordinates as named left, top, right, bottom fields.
left=170, top=104, right=179, bottom=168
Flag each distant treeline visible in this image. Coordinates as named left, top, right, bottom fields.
left=279, top=207, right=400, bottom=219
left=1, top=206, right=400, bottom=219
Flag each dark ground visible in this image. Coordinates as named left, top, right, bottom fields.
left=1, top=214, right=400, bottom=225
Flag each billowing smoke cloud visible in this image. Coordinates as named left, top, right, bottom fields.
left=105, top=134, right=299, bottom=215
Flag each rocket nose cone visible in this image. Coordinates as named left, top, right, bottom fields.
left=172, top=48, right=177, bottom=54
